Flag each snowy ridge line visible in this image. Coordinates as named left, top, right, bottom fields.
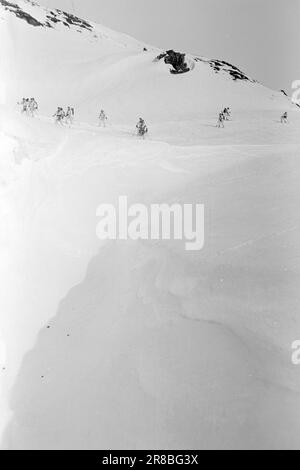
left=1, top=1, right=296, bottom=89
left=0, top=0, right=151, bottom=50
left=0, top=0, right=265, bottom=82
left=0, top=0, right=93, bottom=31
left=194, top=56, right=256, bottom=83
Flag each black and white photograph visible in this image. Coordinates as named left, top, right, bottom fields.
left=0, top=0, right=300, bottom=452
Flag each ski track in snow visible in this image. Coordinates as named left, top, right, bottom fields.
left=218, top=226, right=298, bottom=255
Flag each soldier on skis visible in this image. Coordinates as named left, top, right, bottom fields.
left=217, top=112, right=225, bottom=128
left=18, top=98, right=30, bottom=115
left=223, top=107, right=231, bottom=120
left=29, top=98, right=38, bottom=117
left=53, top=107, right=65, bottom=125
left=18, top=98, right=27, bottom=114
left=136, top=118, right=148, bottom=138
left=65, top=106, right=75, bottom=126
left=98, top=109, right=107, bottom=127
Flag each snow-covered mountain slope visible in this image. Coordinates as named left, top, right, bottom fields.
left=0, top=0, right=145, bottom=44
left=1, top=0, right=300, bottom=451
left=0, top=0, right=293, bottom=125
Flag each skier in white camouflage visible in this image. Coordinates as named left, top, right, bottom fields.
left=65, top=106, right=75, bottom=126
left=136, top=118, right=148, bottom=138
left=29, top=98, right=38, bottom=117
left=217, top=111, right=225, bottom=128
left=53, top=107, right=65, bottom=125
left=98, top=109, right=107, bottom=127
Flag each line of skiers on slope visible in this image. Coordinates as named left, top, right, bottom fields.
left=17, top=98, right=288, bottom=134
left=216, top=108, right=289, bottom=128
left=18, top=97, right=38, bottom=117
left=98, top=110, right=148, bottom=137
left=54, top=107, right=147, bottom=137
left=53, top=108, right=108, bottom=128
left=53, top=106, right=75, bottom=126
left=54, top=107, right=148, bottom=137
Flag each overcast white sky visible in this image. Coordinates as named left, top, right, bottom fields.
left=38, top=0, right=300, bottom=92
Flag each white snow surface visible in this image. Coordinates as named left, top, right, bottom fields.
left=1, top=0, right=300, bottom=450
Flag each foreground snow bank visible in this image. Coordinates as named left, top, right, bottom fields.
left=4, top=236, right=300, bottom=449
left=1, top=109, right=300, bottom=449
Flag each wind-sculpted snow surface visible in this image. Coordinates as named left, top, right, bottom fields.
left=2, top=109, right=300, bottom=449
left=1, top=0, right=300, bottom=450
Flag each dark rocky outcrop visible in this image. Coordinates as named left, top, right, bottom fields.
left=0, top=0, right=44, bottom=27
left=155, top=50, right=190, bottom=74
left=194, top=57, right=255, bottom=82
